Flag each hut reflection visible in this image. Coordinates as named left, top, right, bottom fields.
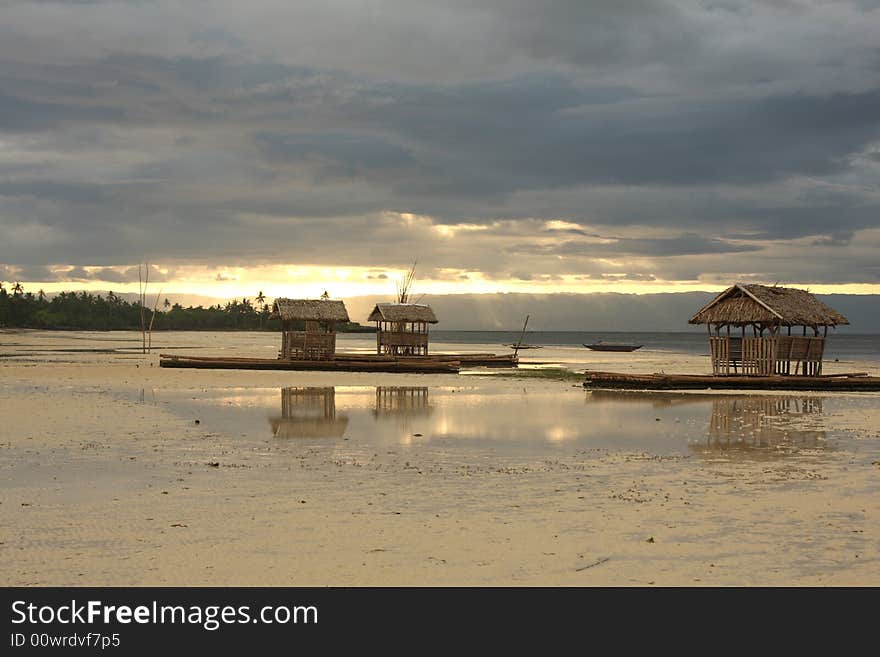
left=373, top=387, right=432, bottom=416
left=698, top=396, right=826, bottom=455
left=372, top=387, right=432, bottom=440
left=587, top=389, right=828, bottom=456
left=269, top=387, right=349, bottom=438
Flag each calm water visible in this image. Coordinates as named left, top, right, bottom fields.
left=430, top=330, right=880, bottom=359
left=134, top=383, right=877, bottom=462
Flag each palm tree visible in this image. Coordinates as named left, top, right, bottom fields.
left=256, top=291, right=267, bottom=329
left=164, top=298, right=171, bottom=310
left=12, top=281, right=24, bottom=296
left=37, top=289, right=46, bottom=302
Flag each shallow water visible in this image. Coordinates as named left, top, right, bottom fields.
left=128, top=383, right=877, bottom=464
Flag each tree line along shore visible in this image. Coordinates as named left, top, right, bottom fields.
left=0, top=284, right=373, bottom=332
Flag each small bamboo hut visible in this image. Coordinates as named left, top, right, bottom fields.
left=689, top=284, right=849, bottom=376
left=271, top=298, right=350, bottom=360
left=368, top=303, right=438, bottom=356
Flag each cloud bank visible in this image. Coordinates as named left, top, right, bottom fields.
left=1, top=1, right=879, bottom=290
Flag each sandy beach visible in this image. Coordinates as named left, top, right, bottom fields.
left=2, top=330, right=878, bottom=586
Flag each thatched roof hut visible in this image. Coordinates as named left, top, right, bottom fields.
left=367, top=303, right=438, bottom=324
left=271, top=298, right=349, bottom=360
left=271, top=298, right=350, bottom=323
left=689, top=284, right=848, bottom=377
left=369, top=303, right=438, bottom=357
left=689, top=284, right=848, bottom=328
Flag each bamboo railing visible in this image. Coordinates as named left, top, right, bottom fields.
left=708, top=335, right=825, bottom=376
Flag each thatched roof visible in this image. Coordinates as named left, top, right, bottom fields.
left=689, top=284, right=849, bottom=327
left=271, top=298, right=349, bottom=322
left=368, top=303, right=438, bottom=323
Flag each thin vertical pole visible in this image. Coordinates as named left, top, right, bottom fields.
left=513, top=314, right=530, bottom=358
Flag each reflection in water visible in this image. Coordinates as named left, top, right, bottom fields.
left=269, top=387, right=350, bottom=438
left=588, top=389, right=828, bottom=456
left=250, top=385, right=838, bottom=456
left=372, top=387, right=433, bottom=441
left=701, top=396, right=826, bottom=454
left=373, top=387, right=432, bottom=417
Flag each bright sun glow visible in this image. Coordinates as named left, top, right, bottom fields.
left=11, top=263, right=880, bottom=302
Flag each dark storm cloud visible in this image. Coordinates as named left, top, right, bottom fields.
left=0, top=90, right=124, bottom=132
left=255, top=132, right=418, bottom=182
left=0, top=0, right=879, bottom=285
left=242, top=72, right=880, bottom=221
left=0, top=180, right=111, bottom=204
left=508, top=234, right=759, bottom=258
left=2, top=264, right=171, bottom=284
left=359, top=83, right=880, bottom=196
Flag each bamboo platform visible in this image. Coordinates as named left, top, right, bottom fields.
left=160, top=354, right=460, bottom=373
left=582, top=370, right=880, bottom=391
left=334, top=352, right=518, bottom=367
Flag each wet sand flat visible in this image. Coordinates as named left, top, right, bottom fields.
left=1, top=330, right=878, bottom=585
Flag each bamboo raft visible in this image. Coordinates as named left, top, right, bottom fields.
left=160, top=354, right=461, bottom=373
left=158, top=352, right=518, bottom=373
left=335, top=352, right=518, bottom=367
left=582, top=370, right=880, bottom=391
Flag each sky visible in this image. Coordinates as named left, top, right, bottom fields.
left=1, top=0, right=879, bottom=303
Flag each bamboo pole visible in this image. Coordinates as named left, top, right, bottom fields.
left=513, top=314, right=530, bottom=358
left=147, top=287, right=163, bottom=353
left=138, top=264, right=147, bottom=354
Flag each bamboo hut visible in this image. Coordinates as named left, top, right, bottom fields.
left=689, top=284, right=849, bottom=376
left=368, top=303, right=438, bottom=356
left=271, top=298, right=350, bottom=360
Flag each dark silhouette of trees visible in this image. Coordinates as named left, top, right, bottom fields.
left=0, top=283, right=371, bottom=332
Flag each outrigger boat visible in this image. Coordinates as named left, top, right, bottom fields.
left=506, top=314, right=543, bottom=353
left=583, top=341, right=643, bottom=352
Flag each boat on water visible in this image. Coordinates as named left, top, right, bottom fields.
left=583, top=342, right=643, bottom=352
left=503, top=343, right=542, bottom=350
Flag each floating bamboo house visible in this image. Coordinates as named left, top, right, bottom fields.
left=271, top=298, right=350, bottom=360
left=689, top=284, right=849, bottom=376
left=368, top=303, right=438, bottom=357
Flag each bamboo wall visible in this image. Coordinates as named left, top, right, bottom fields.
left=280, top=330, right=337, bottom=360
left=376, top=321, right=430, bottom=356
left=708, top=335, right=825, bottom=376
